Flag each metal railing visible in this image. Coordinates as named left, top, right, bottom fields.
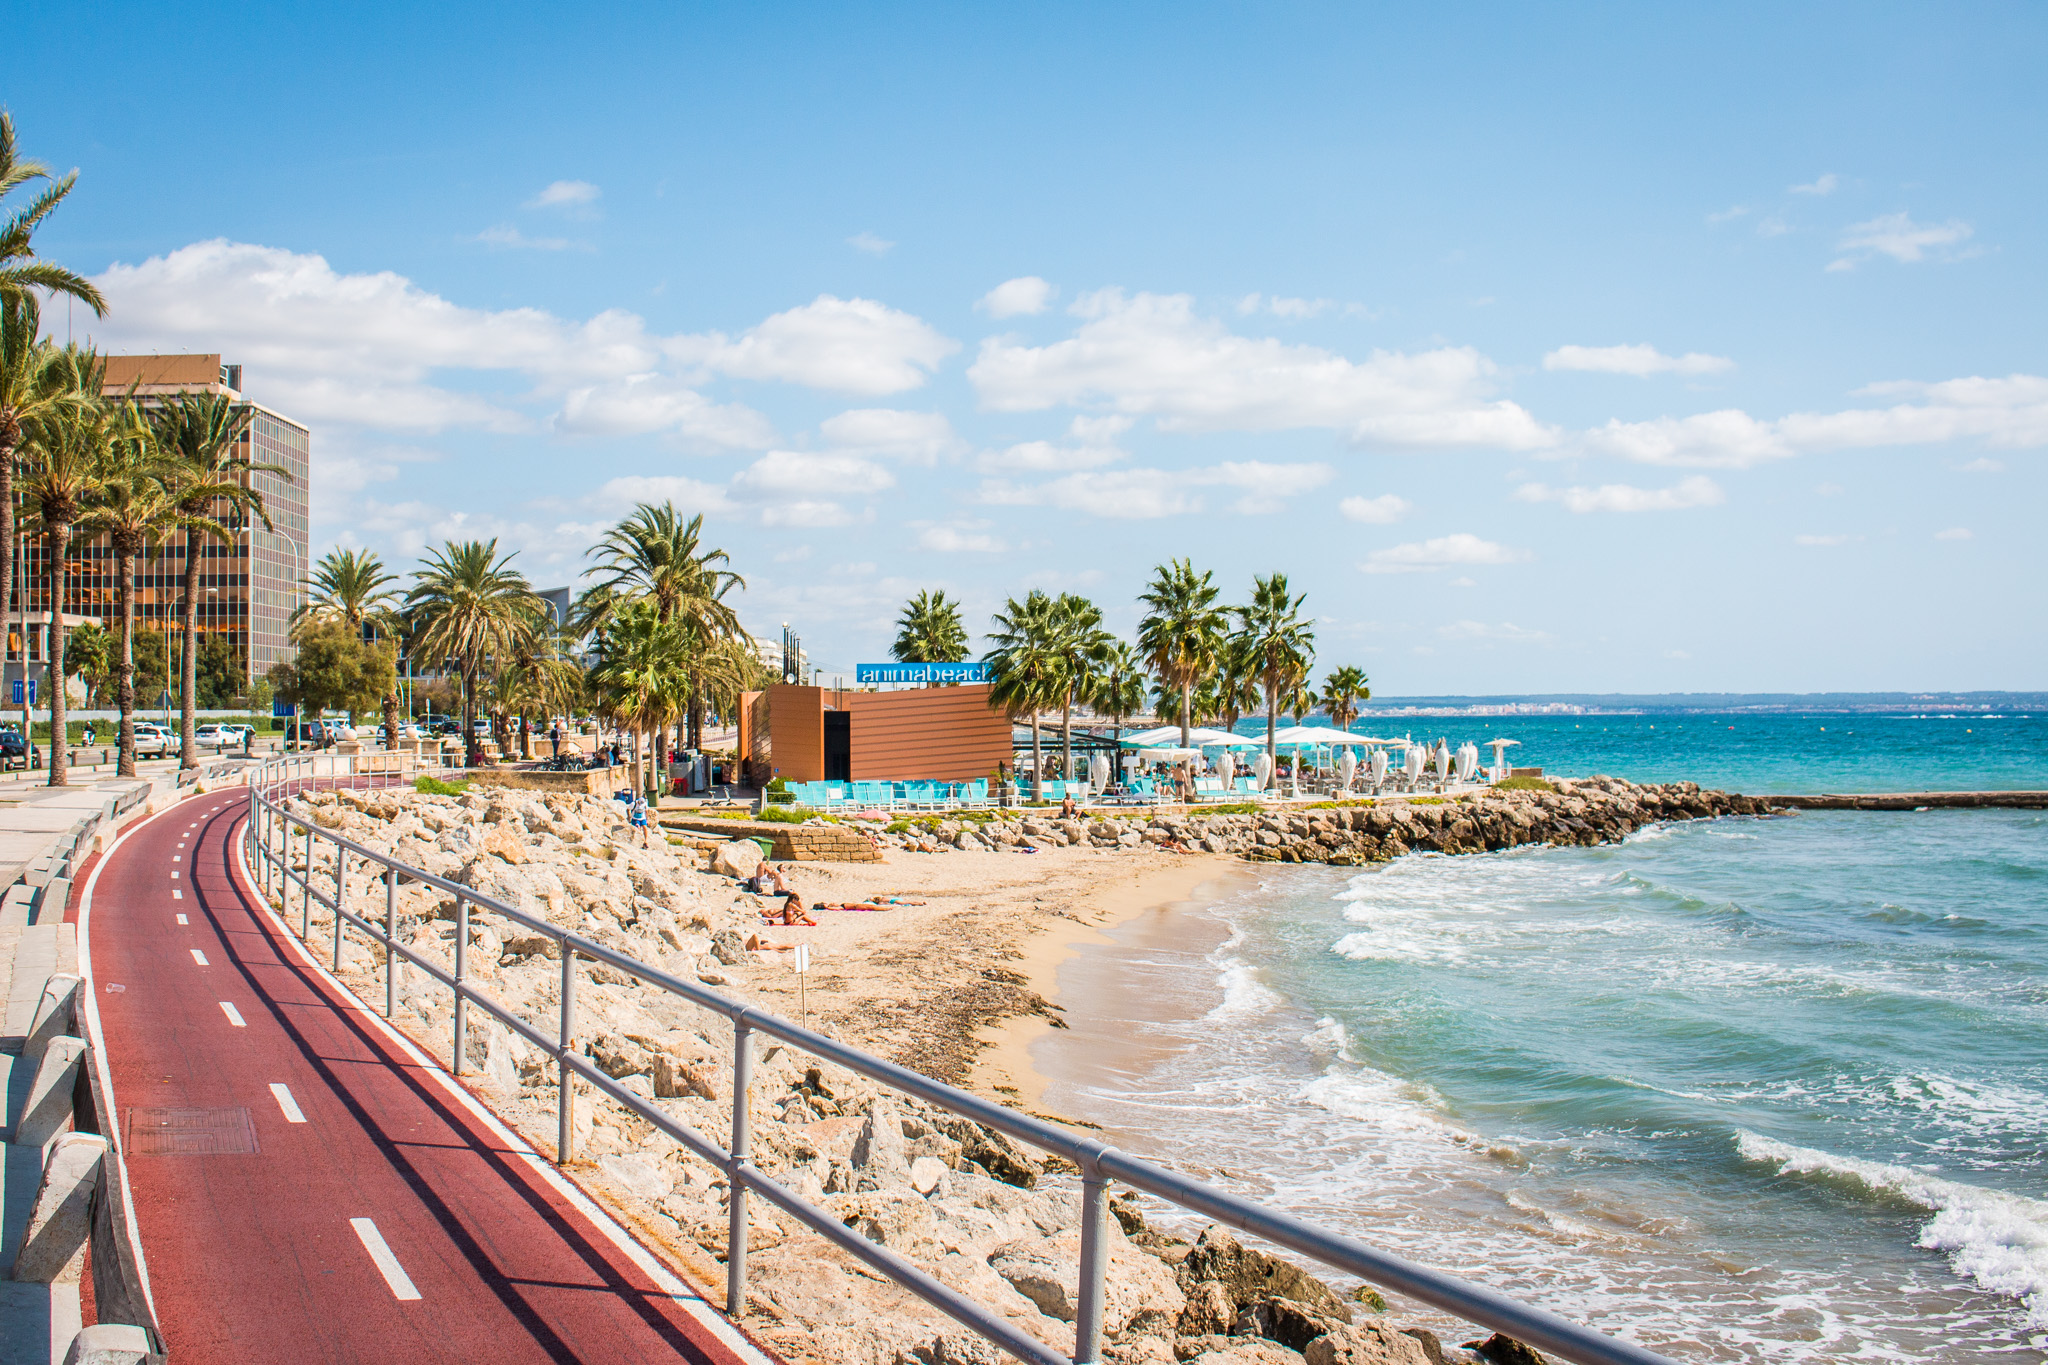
left=241, top=752, right=1680, bottom=1365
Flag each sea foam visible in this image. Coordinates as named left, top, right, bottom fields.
left=1735, top=1129, right=2048, bottom=1325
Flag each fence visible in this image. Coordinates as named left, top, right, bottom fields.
left=244, top=751, right=1680, bottom=1365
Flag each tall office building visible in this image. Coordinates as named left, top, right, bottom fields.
left=6, top=355, right=310, bottom=702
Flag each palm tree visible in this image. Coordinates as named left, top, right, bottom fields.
left=0, top=112, right=107, bottom=314
left=1320, top=666, right=1371, bottom=734
left=587, top=599, right=692, bottom=797
left=1048, top=593, right=1111, bottom=783
left=296, top=548, right=404, bottom=739
left=17, top=345, right=113, bottom=786
left=1212, top=635, right=1263, bottom=731
left=1, top=293, right=66, bottom=689
left=1092, top=638, right=1147, bottom=737
left=155, top=391, right=286, bottom=768
left=1136, top=559, right=1230, bottom=748
left=1233, top=572, right=1316, bottom=769
left=77, top=410, right=211, bottom=775
left=984, top=590, right=1065, bottom=801
left=891, top=590, right=969, bottom=672
left=403, top=539, right=542, bottom=767
left=580, top=502, right=746, bottom=749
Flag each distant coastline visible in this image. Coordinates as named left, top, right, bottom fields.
left=1347, top=689, right=2046, bottom=718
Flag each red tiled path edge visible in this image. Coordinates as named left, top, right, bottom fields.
left=82, top=788, right=780, bottom=1364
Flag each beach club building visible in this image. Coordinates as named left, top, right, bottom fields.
left=737, top=663, right=1010, bottom=785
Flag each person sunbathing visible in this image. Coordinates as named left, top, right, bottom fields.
left=864, top=894, right=927, bottom=905
left=760, top=893, right=817, bottom=926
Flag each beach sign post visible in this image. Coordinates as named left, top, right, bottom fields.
left=793, top=942, right=812, bottom=1026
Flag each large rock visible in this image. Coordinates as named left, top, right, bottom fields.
left=709, top=930, right=747, bottom=965
left=986, top=1232, right=1185, bottom=1342
left=1236, top=1297, right=1349, bottom=1352
left=853, top=1100, right=911, bottom=1180
left=1463, top=1335, right=1547, bottom=1365
left=1182, top=1341, right=1307, bottom=1364
left=1301, top=1324, right=1435, bottom=1365
left=1180, top=1227, right=1352, bottom=1323
left=598, top=1153, right=673, bottom=1202
left=712, top=839, right=764, bottom=880
left=479, top=823, right=527, bottom=863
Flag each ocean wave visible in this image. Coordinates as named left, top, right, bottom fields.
left=1298, top=1068, right=1461, bottom=1140
left=1205, top=959, right=1286, bottom=1021
left=1735, top=1129, right=2048, bottom=1326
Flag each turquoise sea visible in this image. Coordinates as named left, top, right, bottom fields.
left=1037, top=712, right=2048, bottom=1363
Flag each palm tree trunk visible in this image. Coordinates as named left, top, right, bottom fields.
left=1179, top=681, right=1192, bottom=748
left=0, top=444, right=13, bottom=694
left=178, top=527, right=201, bottom=769
left=1266, top=675, right=1278, bottom=768
left=46, top=523, right=68, bottom=788
left=1030, top=713, right=1043, bottom=801
left=116, top=545, right=136, bottom=777
left=1061, top=691, right=1074, bottom=782
left=462, top=670, right=479, bottom=767
left=381, top=691, right=401, bottom=751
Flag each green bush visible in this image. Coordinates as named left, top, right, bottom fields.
left=414, top=774, right=471, bottom=796
left=1198, top=802, right=1263, bottom=815
left=754, top=804, right=826, bottom=824
left=1493, top=776, right=1555, bottom=792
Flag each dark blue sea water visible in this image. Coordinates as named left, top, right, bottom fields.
left=1040, top=712, right=2048, bottom=1363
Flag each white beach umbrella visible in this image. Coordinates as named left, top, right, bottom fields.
left=1253, top=753, right=1275, bottom=789
left=1337, top=748, right=1358, bottom=790
left=1432, top=741, right=1451, bottom=780
left=1404, top=744, right=1425, bottom=781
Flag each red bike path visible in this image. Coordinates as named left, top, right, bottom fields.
left=76, top=789, right=779, bottom=1364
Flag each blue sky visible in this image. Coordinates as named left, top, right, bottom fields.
left=14, top=3, right=2044, bottom=692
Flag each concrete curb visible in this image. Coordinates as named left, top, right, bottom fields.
left=17, top=1035, right=87, bottom=1150
left=12, top=1132, right=106, bottom=1284
left=23, top=974, right=79, bottom=1064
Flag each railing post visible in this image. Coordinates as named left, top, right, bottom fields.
left=1074, top=1160, right=1109, bottom=1365
left=385, top=868, right=398, bottom=1018
left=333, top=843, right=347, bottom=972
left=726, top=1017, right=755, bottom=1319
left=557, top=944, right=576, bottom=1163
left=300, top=824, right=312, bottom=938
left=452, top=893, right=469, bottom=1075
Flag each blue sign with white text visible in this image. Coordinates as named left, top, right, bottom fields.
left=9, top=678, right=34, bottom=705
left=854, top=661, right=990, bottom=684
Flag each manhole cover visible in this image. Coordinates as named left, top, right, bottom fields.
left=127, top=1106, right=259, bottom=1155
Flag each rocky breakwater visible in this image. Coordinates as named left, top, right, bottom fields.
left=277, top=785, right=1551, bottom=1364
left=890, top=777, right=1773, bottom=865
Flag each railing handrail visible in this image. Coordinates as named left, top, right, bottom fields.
left=240, top=752, right=1681, bottom=1365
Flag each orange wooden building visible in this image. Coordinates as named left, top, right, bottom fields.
left=737, top=683, right=1010, bottom=784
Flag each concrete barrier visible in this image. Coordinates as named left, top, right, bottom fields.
left=16, top=1035, right=86, bottom=1149
left=12, top=1132, right=105, bottom=1284
left=61, top=1324, right=151, bottom=1365
left=23, top=974, right=79, bottom=1064
left=29, top=877, right=71, bottom=927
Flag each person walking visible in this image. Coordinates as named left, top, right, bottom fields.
left=628, top=791, right=653, bottom=847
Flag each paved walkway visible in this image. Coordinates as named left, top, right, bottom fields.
left=83, top=792, right=778, bottom=1363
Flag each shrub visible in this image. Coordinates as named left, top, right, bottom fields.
left=1493, top=776, right=1555, bottom=793
left=754, top=804, right=827, bottom=824
left=1198, top=803, right=1263, bottom=815
left=414, top=774, right=470, bottom=796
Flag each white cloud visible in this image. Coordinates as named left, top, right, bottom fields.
left=1361, top=533, right=1530, bottom=574
left=979, top=460, right=1331, bottom=520
left=818, top=409, right=961, bottom=463
left=1935, top=527, right=1973, bottom=541
left=1961, top=457, right=2004, bottom=473
left=762, top=500, right=857, bottom=528
left=553, top=375, right=775, bottom=447
left=475, top=225, right=580, bottom=251
left=1436, top=620, right=1550, bottom=643
left=1581, top=373, right=2048, bottom=467
left=591, top=474, right=734, bottom=514
left=1790, top=173, right=1841, bottom=196
left=968, top=289, right=1555, bottom=450
left=731, top=450, right=896, bottom=499
left=1338, top=494, right=1412, bottom=524
left=917, top=524, right=1007, bottom=553
left=847, top=231, right=895, bottom=255
left=1543, top=344, right=1734, bottom=377
left=1828, top=212, right=1974, bottom=270
left=978, top=414, right=1132, bottom=474
left=978, top=276, right=1055, bottom=318
left=1513, top=476, right=1724, bottom=513
left=530, top=180, right=601, bottom=208
left=677, top=294, right=957, bottom=395
left=1795, top=534, right=1856, bottom=547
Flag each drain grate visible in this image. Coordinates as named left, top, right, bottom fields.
left=127, top=1106, right=259, bottom=1156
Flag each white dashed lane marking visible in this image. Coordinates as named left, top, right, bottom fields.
left=190, top=949, right=209, bottom=966
left=172, top=889, right=182, bottom=899
left=175, top=914, right=188, bottom=925
left=350, top=1219, right=422, bottom=1301
left=219, top=1002, right=245, bottom=1027
left=269, top=1083, right=307, bottom=1124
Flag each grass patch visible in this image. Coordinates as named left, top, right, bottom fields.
left=1195, top=802, right=1264, bottom=815
left=1304, top=799, right=1378, bottom=810
left=1408, top=795, right=1447, bottom=805
left=1492, top=776, right=1555, bottom=793
left=414, top=774, right=470, bottom=796
left=753, top=804, right=829, bottom=824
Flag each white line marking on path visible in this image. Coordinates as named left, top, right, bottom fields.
left=190, top=949, right=208, bottom=966
left=171, top=872, right=178, bottom=879
left=172, top=856, right=181, bottom=862
left=172, top=889, right=182, bottom=899
left=175, top=913, right=188, bottom=925
left=269, top=1082, right=307, bottom=1123
left=219, top=1001, right=245, bottom=1027
left=350, top=1218, right=422, bottom=1300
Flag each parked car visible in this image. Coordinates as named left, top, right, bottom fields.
left=132, top=722, right=174, bottom=758
left=428, top=717, right=463, bottom=737
left=285, top=718, right=335, bottom=750
left=0, top=726, right=32, bottom=770
left=195, top=723, right=229, bottom=749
